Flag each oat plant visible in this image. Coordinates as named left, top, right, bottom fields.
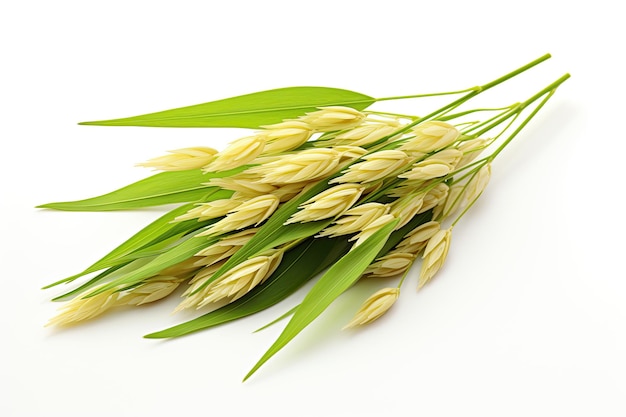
left=40, top=53, right=569, bottom=381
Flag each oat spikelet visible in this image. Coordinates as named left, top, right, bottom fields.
left=457, top=138, right=488, bottom=167
left=400, top=121, right=460, bottom=154
left=300, top=106, right=365, bottom=132
left=174, top=198, right=243, bottom=222
left=174, top=262, right=225, bottom=312
left=245, top=148, right=341, bottom=184
left=118, top=276, right=185, bottom=306
left=332, top=119, right=401, bottom=147
left=390, top=195, right=425, bottom=229
left=47, top=286, right=120, bottom=326
left=352, top=214, right=397, bottom=247
left=420, top=183, right=449, bottom=214
left=197, top=195, right=280, bottom=236
left=399, top=160, right=452, bottom=181
left=317, top=203, right=390, bottom=238
left=206, top=177, right=277, bottom=196
left=193, top=228, right=257, bottom=267
left=396, top=221, right=441, bottom=253
left=418, top=229, right=452, bottom=288
left=198, top=250, right=283, bottom=306
left=137, top=147, right=218, bottom=171
left=260, top=121, right=313, bottom=154
left=271, top=182, right=312, bottom=202
left=343, top=287, right=400, bottom=329
left=285, top=183, right=364, bottom=224
left=462, top=164, right=491, bottom=207
left=364, top=253, right=415, bottom=277
left=427, top=148, right=463, bottom=168
left=333, top=145, right=368, bottom=161
left=203, top=135, right=265, bottom=172
left=330, top=150, right=412, bottom=184
left=440, top=183, right=465, bottom=219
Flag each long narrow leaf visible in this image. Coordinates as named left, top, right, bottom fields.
left=79, top=87, right=375, bottom=128
left=37, top=169, right=238, bottom=211
left=244, top=219, right=399, bottom=381
left=145, top=235, right=352, bottom=338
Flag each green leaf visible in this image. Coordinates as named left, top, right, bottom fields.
left=42, top=199, right=224, bottom=289
left=88, top=229, right=221, bottom=297
left=78, top=87, right=375, bottom=128
left=190, top=178, right=335, bottom=294
left=145, top=235, right=352, bottom=339
left=37, top=169, right=239, bottom=211
left=244, top=218, right=399, bottom=381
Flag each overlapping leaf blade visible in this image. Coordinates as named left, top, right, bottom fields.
left=79, top=87, right=375, bottom=128
left=244, top=219, right=399, bottom=381
left=37, top=169, right=239, bottom=211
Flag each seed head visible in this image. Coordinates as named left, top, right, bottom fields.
left=285, top=183, right=364, bottom=224
left=198, top=195, right=280, bottom=236
left=364, top=252, right=415, bottom=277
left=418, top=229, right=452, bottom=288
left=203, top=135, right=265, bottom=172
left=457, top=138, right=488, bottom=167
left=462, top=164, right=491, bottom=207
left=260, top=121, right=313, bottom=154
left=317, top=203, right=390, bottom=238
left=118, top=276, right=185, bottom=306
left=352, top=214, right=397, bottom=247
left=46, top=286, right=120, bottom=327
left=137, top=147, right=218, bottom=171
left=330, top=150, right=412, bottom=184
left=333, top=120, right=401, bottom=147
left=343, top=287, right=400, bottom=329
left=174, top=198, right=244, bottom=222
left=206, top=177, right=277, bottom=196
left=198, top=250, right=283, bottom=306
left=397, top=220, right=441, bottom=253
left=399, top=160, right=452, bottom=181
left=246, top=148, right=341, bottom=184
left=300, top=106, right=365, bottom=132
left=400, top=121, right=460, bottom=154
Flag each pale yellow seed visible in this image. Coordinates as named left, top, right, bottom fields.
left=462, top=164, right=491, bottom=207
left=458, top=138, right=488, bottom=167
left=330, top=150, right=412, bottom=184
left=419, top=183, right=449, bottom=214
left=206, top=177, right=277, bottom=196
left=285, top=183, right=364, bottom=224
left=245, top=148, right=341, bottom=184
left=174, top=198, right=243, bottom=222
left=203, top=135, right=266, bottom=172
left=260, top=120, right=313, bottom=154
left=441, top=183, right=465, bottom=219
left=118, top=276, right=185, bottom=306
left=333, top=145, right=368, bottom=161
left=137, top=147, right=218, bottom=171
left=174, top=262, right=225, bottom=312
left=400, top=121, right=460, bottom=154
left=46, top=286, right=120, bottom=327
left=390, top=195, right=425, bottom=229
left=197, top=195, right=280, bottom=236
left=352, top=214, right=397, bottom=247
left=317, top=203, right=390, bottom=238
left=399, top=160, right=452, bottom=181
left=198, top=250, right=283, bottom=306
left=343, top=287, right=400, bottom=329
left=418, top=229, right=452, bottom=288
left=333, top=120, right=401, bottom=147
left=427, top=148, right=463, bottom=168
left=271, top=182, right=311, bottom=202
left=364, top=252, right=415, bottom=277
left=299, top=106, right=365, bottom=132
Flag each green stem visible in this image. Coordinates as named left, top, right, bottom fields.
left=376, top=87, right=481, bottom=102
left=367, top=54, right=552, bottom=148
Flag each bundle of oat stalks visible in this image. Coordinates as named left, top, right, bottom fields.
left=40, top=54, right=568, bottom=380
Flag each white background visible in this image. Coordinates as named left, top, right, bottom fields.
left=2, top=1, right=625, bottom=416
